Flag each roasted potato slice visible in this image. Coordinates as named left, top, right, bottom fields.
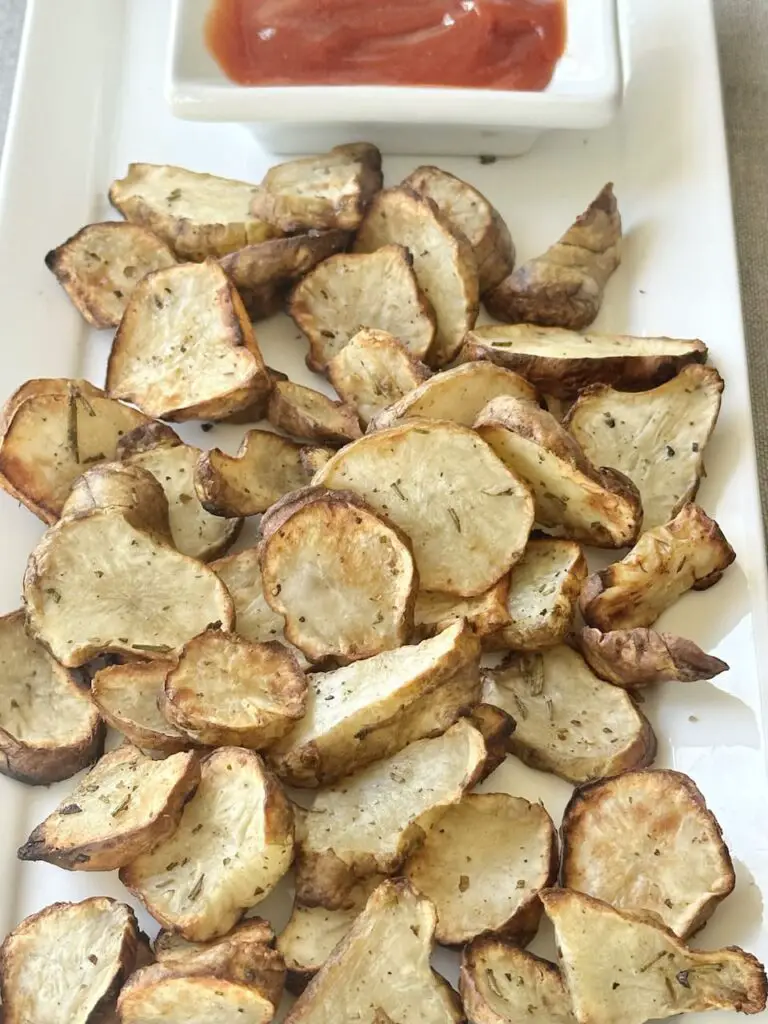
left=469, top=703, right=516, bottom=779
left=460, top=325, right=708, bottom=400
left=24, top=506, right=234, bottom=667
left=414, top=578, right=511, bottom=640
left=327, top=328, right=432, bottom=426
left=269, top=621, right=480, bottom=786
left=580, top=503, right=736, bottom=630
left=121, top=747, right=294, bottom=941
left=91, top=659, right=189, bottom=754
left=475, top=397, right=642, bottom=548
left=106, top=259, right=271, bottom=421
left=314, top=420, right=534, bottom=596
left=161, top=628, right=307, bottom=748
left=284, top=880, right=464, bottom=1024
left=483, top=647, right=656, bottom=784
left=260, top=487, right=418, bottom=663
left=18, top=745, right=200, bottom=871
left=0, top=609, right=103, bottom=784
left=485, top=183, right=621, bottom=330
left=290, top=245, right=436, bottom=372
left=561, top=769, right=735, bottom=938
left=403, top=793, right=558, bottom=946
left=355, top=187, right=480, bottom=367
left=577, top=626, right=728, bottom=686
left=0, top=897, right=140, bottom=1024
left=210, top=545, right=291, bottom=643
left=563, top=365, right=724, bottom=529
left=267, top=379, right=361, bottom=445
left=109, top=163, right=274, bottom=260
left=295, top=718, right=485, bottom=908
left=299, top=444, right=334, bottom=475
left=61, top=461, right=173, bottom=543
left=402, top=165, right=515, bottom=294
left=153, top=917, right=275, bottom=964
left=0, top=377, right=103, bottom=439
left=251, top=142, right=383, bottom=232
left=219, top=228, right=350, bottom=320
left=541, top=888, right=767, bottom=1024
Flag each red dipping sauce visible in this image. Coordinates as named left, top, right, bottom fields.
left=205, top=0, right=566, bottom=92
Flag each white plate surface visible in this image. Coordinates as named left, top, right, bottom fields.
left=0, top=1, right=766, bottom=1021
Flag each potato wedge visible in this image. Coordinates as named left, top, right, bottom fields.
left=219, top=228, right=350, bottom=320
left=106, top=259, right=271, bottom=421
left=369, top=361, right=538, bottom=432
left=91, top=659, right=189, bottom=754
left=0, top=897, right=140, bottom=1024
left=355, top=187, right=479, bottom=367
left=260, top=487, right=418, bottom=663
left=153, top=917, right=275, bottom=964
left=290, top=245, right=436, bottom=372
left=195, top=429, right=311, bottom=518
left=402, top=165, right=515, bottom=294
left=561, top=769, right=735, bottom=938
left=24, top=506, right=234, bottom=667
left=327, top=328, right=432, bottom=426
left=475, top=397, right=642, bottom=548
left=109, top=163, right=274, bottom=260
left=267, top=379, right=361, bottom=445
left=161, top=628, right=307, bottom=748
left=577, top=626, right=729, bottom=686
left=563, top=365, right=724, bottom=529
left=483, top=646, right=656, bottom=784
left=61, top=461, right=173, bottom=544
left=269, top=622, right=480, bottom=786
left=284, top=880, right=464, bottom=1024
left=294, top=718, right=485, bottom=908
left=251, top=142, right=383, bottom=232
left=121, top=748, right=294, bottom=941
left=0, top=609, right=103, bottom=784
left=461, top=938, right=576, bottom=1024
left=18, top=745, right=200, bottom=871
left=414, top=579, right=511, bottom=640
left=541, top=888, right=767, bottom=1024
left=460, top=325, right=708, bottom=400
left=403, top=793, right=558, bottom=946
left=314, top=420, right=534, bottom=596
left=580, top=503, right=736, bottom=631
left=485, top=183, right=621, bottom=329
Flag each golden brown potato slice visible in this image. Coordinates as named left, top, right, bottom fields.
left=295, top=719, right=485, bottom=908
left=91, top=659, right=189, bottom=754
left=24, top=506, right=234, bottom=667
left=290, top=245, right=436, bottom=372
left=219, top=228, right=350, bottom=320
left=402, top=165, right=515, bottom=294
left=109, top=163, right=274, bottom=260
left=403, top=793, right=557, bottom=946
left=18, top=745, right=200, bottom=871
left=284, top=880, right=464, bottom=1024
left=195, top=429, right=311, bottom=518
left=475, top=397, right=642, bottom=548
left=461, top=938, right=576, bottom=1024
left=121, top=748, right=294, bottom=941
left=563, top=365, right=724, bottom=530
left=161, top=628, right=307, bottom=748
left=460, top=325, right=708, bottom=400
left=541, top=888, right=767, bottom=1024
left=327, top=328, right=432, bottom=426
left=561, top=769, right=735, bottom=938
left=577, top=626, right=728, bottom=686
left=0, top=609, right=103, bottom=784
left=106, top=260, right=271, bottom=421
left=485, top=183, right=621, bottom=330
left=355, top=187, right=480, bottom=367
left=314, top=420, right=534, bottom=596
left=267, top=379, right=361, bottom=445
left=413, top=579, right=511, bottom=640
left=259, top=487, right=417, bottom=663
left=0, top=897, right=140, bottom=1024
left=0, top=377, right=103, bottom=440
left=153, top=917, right=275, bottom=964
left=269, top=622, right=480, bottom=787
left=61, top=461, right=173, bottom=544
left=580, top=503, right=736, bottom=631
left=483, top=647, right=656, bottom=784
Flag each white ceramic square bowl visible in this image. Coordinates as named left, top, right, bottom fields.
left=166, top=0, right=622, bottom=156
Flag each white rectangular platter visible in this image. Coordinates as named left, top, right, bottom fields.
left=0, top=1, right=766, bottom=1021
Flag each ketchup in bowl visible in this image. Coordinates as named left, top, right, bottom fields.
left=205, top=0, right=566, bottom=92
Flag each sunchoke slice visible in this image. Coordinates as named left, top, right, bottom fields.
left=62, top=462, right=172, bottom=545
left=414, top=579, right=511, bottom=640
left=153, top=917, right=275, bottom=963
left=267, top=380, right=361, bottom=446
left=577, top=626, right=728, bottom=686
left=91, top=660, right=188, bottom=754
left=541, top=888, right=767, bottom=1023
left=121, top=747, right=294, bottom=941
left=483, top=646, right=656, bottom=784
left=404, top=793, right=558, bottom=946
left=314, top=420, right=534, bottom=596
